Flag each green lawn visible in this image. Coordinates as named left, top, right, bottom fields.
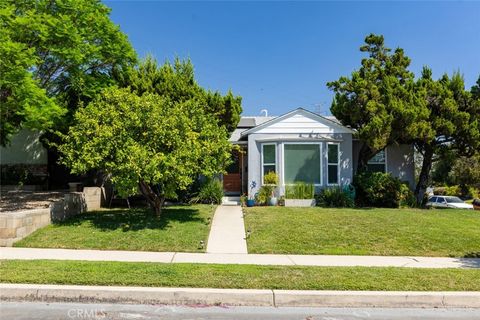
left=244, top=207, right=480, bottom=257
left=14, top=204, right=215, bottom=252
left=1, top=260, right=480, bottom=291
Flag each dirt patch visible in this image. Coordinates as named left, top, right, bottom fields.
left=0, top=190, right=66, bottom=212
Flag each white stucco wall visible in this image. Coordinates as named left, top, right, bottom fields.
left=0, top=129, right=47, bottom=165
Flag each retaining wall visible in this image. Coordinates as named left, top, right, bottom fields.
left=0, top=187, right=104, bottom=247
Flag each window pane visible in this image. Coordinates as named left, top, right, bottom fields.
left=328, top=165, right=338, bottom=184
left=284, top=144, right=320, bottom=184
left=263, top=144, right=275, bottom=164
left=366, top=163, right=386, bottom=173
left=328, top=144, right=338, bottom=164
left=369, top=150, right=385, bottom=163
left=263, top=165, right=276, bottom=174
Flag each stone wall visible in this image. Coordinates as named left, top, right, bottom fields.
left=0, top=187, right=104, bottom=246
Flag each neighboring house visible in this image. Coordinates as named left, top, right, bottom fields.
left=225, top=108, right=415, bottom=197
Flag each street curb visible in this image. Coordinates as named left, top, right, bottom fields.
left=1, top=284, right=480, bottom=308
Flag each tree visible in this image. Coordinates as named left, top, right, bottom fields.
left=414, top=68, right=480, bottom=203
left=327, top=34, right=431, bottom=172
left=59, top=87, right=232, bottom=216
left=449, top=154, right=480, bottom=186
left=119, top=56, right=242, bottom=133
left=0, top=0, right=136, bottom=145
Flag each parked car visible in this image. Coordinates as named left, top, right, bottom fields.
left=426, top=196, right=474, bottom=210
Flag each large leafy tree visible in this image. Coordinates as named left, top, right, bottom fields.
left=0, top=0, right=136, bottom=145
left=327, top=34, right=431, bottom=172
left=120, top=56, right=242, bottom=133
left=414, top=69, right=480, bottom=202
left=60, top=87, right=232, bottom=216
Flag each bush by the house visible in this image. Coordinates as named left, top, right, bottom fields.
left=399, top=183, right=417, bottom=208
left=353, top=172, right=403, bottom=208
left=316, top=186, right=354, bottom=208
left=190, top=178, right=223, bottom=204
left=285, top=183, right=314, bottom=199
left=255, top=185, right=272, bottom=205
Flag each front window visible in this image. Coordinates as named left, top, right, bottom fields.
left=367, top=150, right=386, bottom=173
left=262, top=144, right=276, bottom=183
left=327, top=143, right=339, bottom=185
left=284, top=144, right=321, bottom=184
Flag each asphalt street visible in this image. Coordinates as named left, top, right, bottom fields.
left=1, top=302, right=480, bottom=320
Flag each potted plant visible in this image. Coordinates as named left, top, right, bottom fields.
left=263, top=172, right=279, bottom=206
left=247, top=181, right=256, bottom=207
left=284, top=183, right=316, bottom=207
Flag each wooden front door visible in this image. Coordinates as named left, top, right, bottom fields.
left=223, top=150, right=241, bottom=194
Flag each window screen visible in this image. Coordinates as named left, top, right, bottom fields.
left=262, top=144, right=276, bottom=179
left=327, top=144, right=339, bottom=184
left=284, top=144, right=320, bottom=184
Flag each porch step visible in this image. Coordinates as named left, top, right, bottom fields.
left=222, top=196, right=241, bottom=206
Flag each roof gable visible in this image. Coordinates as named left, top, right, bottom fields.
left=241, top=108, right=354, bottom=136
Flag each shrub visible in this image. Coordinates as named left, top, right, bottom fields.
left=256, top=185, right=273, bottom=205
left=263, top=171, right=278, bottom=185
left=433, top=185, right=479, bottom=199
left=399, top=183, right=416, bottom=208
left=353, top=172, right=403, bottom=208
left=190, top=178, right=223, bottom=204
left=316, top=186, right=354, bottom=208
left=285, top=183, right=314, bottom=199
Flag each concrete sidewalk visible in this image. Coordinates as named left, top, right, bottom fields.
left=206, top=205, right=247, bottom=254
left=1, top=247, right=479, bottom=269
left=2, top=283, right=480, bottom=308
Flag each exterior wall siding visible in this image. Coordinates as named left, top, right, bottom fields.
left=0, top=129, right=47, bottom=165
left=247, top=133, right=353, bottom=197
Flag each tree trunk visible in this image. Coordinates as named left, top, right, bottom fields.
left=414, top=145, right=434, bottom=206
left=138, top=180, right=165, bottom=217
left=356, top=143, right=375, bottom=174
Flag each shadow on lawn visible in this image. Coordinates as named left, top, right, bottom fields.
left=53, top=206, right=206, bottom=232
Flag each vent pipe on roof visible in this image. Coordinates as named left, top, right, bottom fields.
left=260, top=109, right=268, bottom=117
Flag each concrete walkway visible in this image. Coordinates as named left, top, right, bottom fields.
left=206, top=205, right=247, bottom=254
left=1, top=247, right=480, bottom=269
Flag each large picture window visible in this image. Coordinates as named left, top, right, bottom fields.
left=284, top=144, right=321, bottom=185
left=367, top=150, right=386, bottom=173
left=327, top=143, right=339, bottom=185
left=262, top=144, right=276, bottom=183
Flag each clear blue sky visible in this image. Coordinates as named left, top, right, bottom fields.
left=104, top=1, right=479, bottom=116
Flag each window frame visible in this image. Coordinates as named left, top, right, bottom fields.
left=327, top=142, right=340, bottom=186
left=261, top=143, right=277, bottom=185
left=282, top=142, right=323, bottom=187
left=367, top=149, right=388, bottom=173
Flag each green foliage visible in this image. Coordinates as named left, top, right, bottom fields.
left=190, top=179, right=224, bottom=205
left=59, top=86, right=231, bottom=215
left=353, top=172, right=404, bottom=208
left=431, top=149, right=456, bottom=186
left=316, top=186, right=355, bottom=208
left=327, top=34, right=431, bottom=171
left=263, top=172, right=278, bottom=185
left=449, top=154, right=480, bottom=186
left=433, top=185, right=479, bottom=200
left=399, top=183, right=417, bottom=208
left=0, top=0, right=136, bottom=145
left=0, top=165, right=46, bottom=186
left=285, top=183, right=314, bottom=199
left=256, top=185, right=275, bottom=205
left=120, top=56, right=242, bottom=133
left=414, top=69, right=480, bottom=203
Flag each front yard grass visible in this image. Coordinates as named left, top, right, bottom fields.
left=1, top=260, right=479, bottom=291
left=244, top=207, right=480, bottom=257
left=14, top=204, right=215, bottom=252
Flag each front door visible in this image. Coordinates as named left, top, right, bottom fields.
left=223, top=150, right=241, bottom=194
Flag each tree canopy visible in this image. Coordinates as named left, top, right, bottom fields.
left=119, top=56, right=242, bottom=133
left=60, top=58, right=241, bottom=215
left=0, top=0, right=136, bottom=145
left=327, top=34, right=431, bottom=172
left=413, top=69, right=480, bottom=202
